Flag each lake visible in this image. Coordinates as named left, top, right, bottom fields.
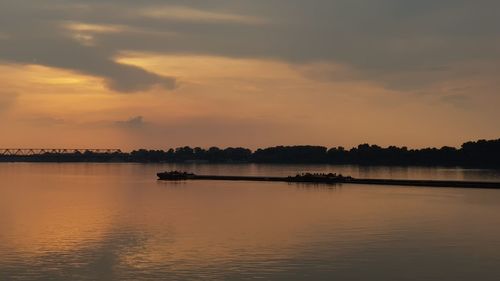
left=1, top=163, right=500, bottom=280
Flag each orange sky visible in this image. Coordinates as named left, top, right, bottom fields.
left=0, top=1, right=499, bottom=150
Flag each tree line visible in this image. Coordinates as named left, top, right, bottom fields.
left=1, top=138, right=499, bottom=167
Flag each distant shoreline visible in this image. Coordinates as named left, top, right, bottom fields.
left=0, top=161, right=498, bottom=169
left=1, top=138, right=499, bottom=168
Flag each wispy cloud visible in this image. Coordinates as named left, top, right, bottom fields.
left=21, top=116, right=66, bottom=126
left=440, top=94, right=471, bottom=108
left=140, top=5, right=267, bottom=25
left=64, top=22, right=125, bottom=33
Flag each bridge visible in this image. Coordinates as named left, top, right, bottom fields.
left=0, top=149, right=122, bottom=156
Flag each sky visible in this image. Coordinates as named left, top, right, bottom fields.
left=0, top=0, right=499, bottom=150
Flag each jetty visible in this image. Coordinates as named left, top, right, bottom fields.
left=157, top=171, right=500, bottom=189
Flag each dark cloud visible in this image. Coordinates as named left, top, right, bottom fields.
left=1, top=0, right=499, bottom=91
left=0, top=1, right=176, bottom=93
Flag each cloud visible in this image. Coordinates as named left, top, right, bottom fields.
left=22, top=116, right=66, bottom=126
left=140, top=5, right=266, bottom=24
left=0, top=0, right=499, bottom=92
left=0, top=35, right=176, bottom=92
left=115, top=116, right=146, bottom=128
left=65, top=22, right=125, bottom=33
left=101, top=62, right=176, bottom=92
left=440, top=94, right=470, bottom=108
left=0, top=1, right=176, bottom=93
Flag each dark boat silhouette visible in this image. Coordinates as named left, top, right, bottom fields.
left=157, top=171, right=196, bottom=180
left=157, top=171, right=500, bottom=189
left=157, top=171, right=351, bottom=183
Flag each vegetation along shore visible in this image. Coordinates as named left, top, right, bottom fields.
left=1, top=138, right=499, bottom=167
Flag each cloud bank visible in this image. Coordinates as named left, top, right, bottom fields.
left=1, top=0, right=499, bottom=93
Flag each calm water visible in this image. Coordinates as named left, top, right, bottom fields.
left=1, top=163, right=500, bottom=280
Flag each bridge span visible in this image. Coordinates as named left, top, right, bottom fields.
left=0, top=149, right=122, bottom=156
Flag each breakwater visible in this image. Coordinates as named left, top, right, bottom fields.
left=157, top=172, right=500, bottom=189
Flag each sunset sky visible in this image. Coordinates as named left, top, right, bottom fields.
left=1, top=0, right=499, bottom=150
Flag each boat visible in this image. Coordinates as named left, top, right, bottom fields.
left=156, top=171, right=500, bottom=189
left=287, top=172, right=353, bottom=183
left=157, top=171, right=195, bottom=180
left=157, top=171, right=351, bottom=183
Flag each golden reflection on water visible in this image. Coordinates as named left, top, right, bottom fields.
left=1, top=163, right=500, bottom=280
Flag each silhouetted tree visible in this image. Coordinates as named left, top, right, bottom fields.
left=2, top=138, right=500, bottom=167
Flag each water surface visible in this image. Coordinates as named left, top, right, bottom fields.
left=1, top=163, right=500, bottom=280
